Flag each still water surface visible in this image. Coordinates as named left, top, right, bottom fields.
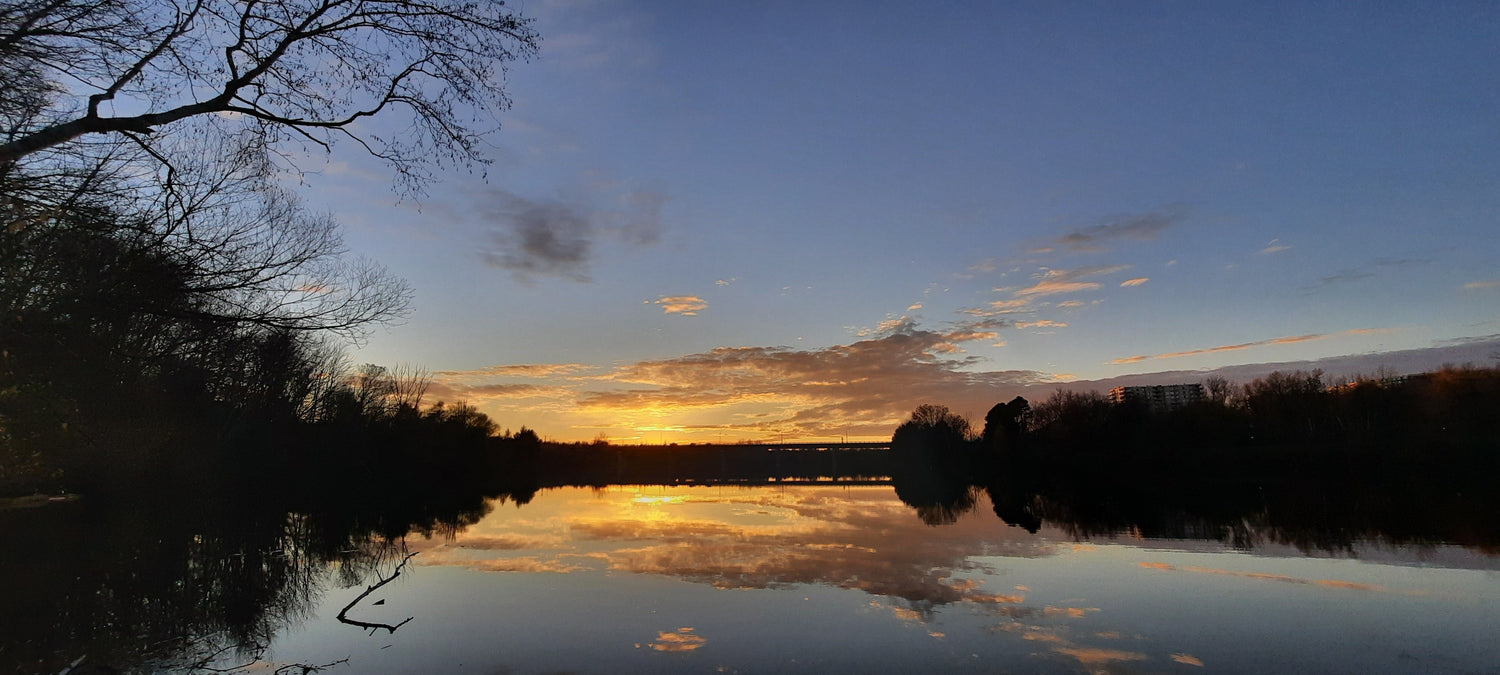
left=249, top=485, right=1498, bottom=673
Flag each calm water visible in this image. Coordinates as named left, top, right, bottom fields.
left=172, top=484, right=1500, bottom=674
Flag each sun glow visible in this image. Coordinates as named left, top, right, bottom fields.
left=630, top=495, right=688, bottom=505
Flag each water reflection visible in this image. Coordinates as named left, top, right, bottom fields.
left=4, top=464, right=1498, bottom=673
left=397, top=484, right=1497, bottom=673
left=0, top=481, right=513, bottom=674
left=413, top=482, right=1500, bottom=614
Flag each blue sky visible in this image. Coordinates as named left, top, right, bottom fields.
left=292, top=1, right=1500, bottom=441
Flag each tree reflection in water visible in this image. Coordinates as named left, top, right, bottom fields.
left=4, top=439, right=1496, bottom=673
left=0, top=478, right=523, bottom=674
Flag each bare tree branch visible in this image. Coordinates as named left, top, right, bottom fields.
left=0, top=0, right=538, bottom=193
left=335, top=551, right=418, bottom=635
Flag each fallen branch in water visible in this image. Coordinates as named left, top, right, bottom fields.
left=272, top=656, right=351, bottom=674
left=336, top=551, right=419, bottom=634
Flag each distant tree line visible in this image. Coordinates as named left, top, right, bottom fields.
left=883, top=365, right=1500, bottom=537
left=889, top=365, right=1500, bottom=484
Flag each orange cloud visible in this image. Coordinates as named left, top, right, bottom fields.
left=964, top=266, right=1129, bottom=318
left=1172, top=653, right=1206, bottom=666
left=444, top=487, right=1062, bottom=610
left=1015, top=280, right=1101, bottom=297
left=1043, top=606, right=1100, bottom=618
left=1053, top=647, right=1148, bottom=667
left=435, top=363, right=590, bottom=378
left=1015, top=320, right=1067, bottom=329
left=1013, top=266, right=1130, bottom=298
left=577, top=323, right=1049, bottom=437
left=963, top=298, right=1033, bottom=316
left=420, top=555, right=586, bottom=574
left=423, top=381, right=573, bottom=403
left=648, top=627, right=706, bottom=653
left=654, top=295, right=708, bottom=316
left=1108, top=328, right=1389, bottom=365
left=1462, top=280, right=1499, bottom=290
left=1120, top=277, right=1149, bottom=287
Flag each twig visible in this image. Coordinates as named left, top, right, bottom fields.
left=335, top=551, right=418, bottom=634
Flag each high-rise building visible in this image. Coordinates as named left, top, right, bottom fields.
left=1108, top=383, right=1205, bottom=413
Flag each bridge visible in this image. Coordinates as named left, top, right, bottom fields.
left=655, top=441, right=892, bottom=452
left=533, top=441, right=898, bottom=486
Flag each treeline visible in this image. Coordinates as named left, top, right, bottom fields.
left=0, top=186, right=533, bottom=498
left=0, top=316, right=538, bottom=504
left=1029, top=368, right=1499, bottom=454
left=885, top=368, right=1500, bottom=547
left=884, top=366, right=1500, bottom=520
left=0, top=133, right=545, bottom=501
left=894, top=366, right=1500, bottom=469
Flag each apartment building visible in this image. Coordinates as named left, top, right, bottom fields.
left=1108, top=383, right=1205, bottom=413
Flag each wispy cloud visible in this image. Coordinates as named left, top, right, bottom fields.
left=967, top=258, right=1000, bottom=274
left=618, top=189, right=669, bottom=245
left=654, top=295, right=708, bottom=316
left=1108, top=328, right=1388, bottom=365
left=479, top=191, right=594, bottom=281
left=1119, top=277, right=1149, bottom=287
left=1463, top=280, right=1500, bottom=290
left=420, top=554, right=585, bottom=574
left=475, top=187, right=668, bottom=282
left=1014, top=265, right=1131, bottom=298
left=962, top=266, right=1127, bottom=318
left=1172, top=654, right=1206, bottom=667
left=426, top=363, right=595, bottom=404
left=1054, top=207, right=1184, bottom=253
left=961, top=298, right=1032, bottom=317
left=1015, top=320, right=1067, bottom=329
left=424, top=381, right=574, bottom=403
left=1309, top=258, right=1427, bottom=290
left=1140, top=562, right=1387, bottom=592
left=1257, top=238, right=1292, bottom=255
left=435, top=363, right=591, bottom=378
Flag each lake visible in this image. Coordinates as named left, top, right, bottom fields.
left=12, top=482, right=1491, bottom=673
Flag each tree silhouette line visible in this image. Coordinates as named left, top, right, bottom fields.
left=881, top=365, right=1500, bottom=538
left=892, top=365, right=1500, bottom=469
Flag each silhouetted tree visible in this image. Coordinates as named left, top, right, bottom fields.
left=1028, top=389, right=1112, bottom=448
left=0, top=0, right=539, bottom=194
left=1203, top=376, right=1234, bottom=406
left=981, top=396, right=1030, bottom=452
left=892, top=404, right=973, bottom=458
left=1243, top=370, right=1327, bottom=441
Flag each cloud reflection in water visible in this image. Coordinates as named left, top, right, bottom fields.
left=415, top=486, right=1056, bottom=612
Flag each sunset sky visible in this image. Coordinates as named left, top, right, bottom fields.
left=293, top=1, right=1500, bottom=442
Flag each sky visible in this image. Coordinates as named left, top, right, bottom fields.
left=291, top=1, right=1500, bottom=442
